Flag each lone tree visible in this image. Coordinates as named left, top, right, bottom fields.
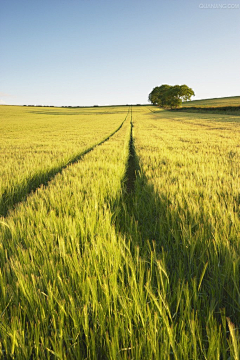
left=149, top=84, right=195, bottom=109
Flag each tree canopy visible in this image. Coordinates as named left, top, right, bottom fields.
left=148, top=84, right=195, bottom=109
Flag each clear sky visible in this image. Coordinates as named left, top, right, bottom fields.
left=1, top=0, right=240, bottom=106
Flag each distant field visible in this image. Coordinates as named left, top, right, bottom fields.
left=0, top=105, right=129, bottom=216
left=0, top=106, right=239, bottom=359
left=182, top=95, right=240, bottom=109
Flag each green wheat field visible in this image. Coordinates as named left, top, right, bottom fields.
left=0, top=100, right=239, bottom=359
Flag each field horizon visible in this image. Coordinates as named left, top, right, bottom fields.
left=1, top=95, right=240, bottom=110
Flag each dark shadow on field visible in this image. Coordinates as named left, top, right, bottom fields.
left=146, top=108, right=240, bottom=124
left=173, top=106, right=240, bottom=116
left=146, top=106, right=240, bottom=116
left=111, top=131, right=240, bottom=341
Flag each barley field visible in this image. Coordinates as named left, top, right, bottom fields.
left=0, top=104, right=239, bottom=359
left=0, top=105, right=128, bottom=217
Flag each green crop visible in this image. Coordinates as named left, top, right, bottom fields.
left=0, top=105, right=128, bottom=216
left=0, top=105, right=239, bottom=359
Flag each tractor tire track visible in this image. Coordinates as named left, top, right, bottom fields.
left=125, top=106, right=138, bottom=193
left=0, top=108, right=130, bottom=217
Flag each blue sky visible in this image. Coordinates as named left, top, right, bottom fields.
left=1, top=0, right=240, bottom=106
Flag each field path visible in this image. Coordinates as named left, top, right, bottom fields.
left=0, top=108, right=130, bottom=217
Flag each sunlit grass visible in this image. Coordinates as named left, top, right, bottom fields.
left=0, top=105, right=128, bottom=216
left=0, top=106, right=239, bottom=359
left=0, top=116, right=132, bottom=359
left=131, top=107, right=240, bottom=358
